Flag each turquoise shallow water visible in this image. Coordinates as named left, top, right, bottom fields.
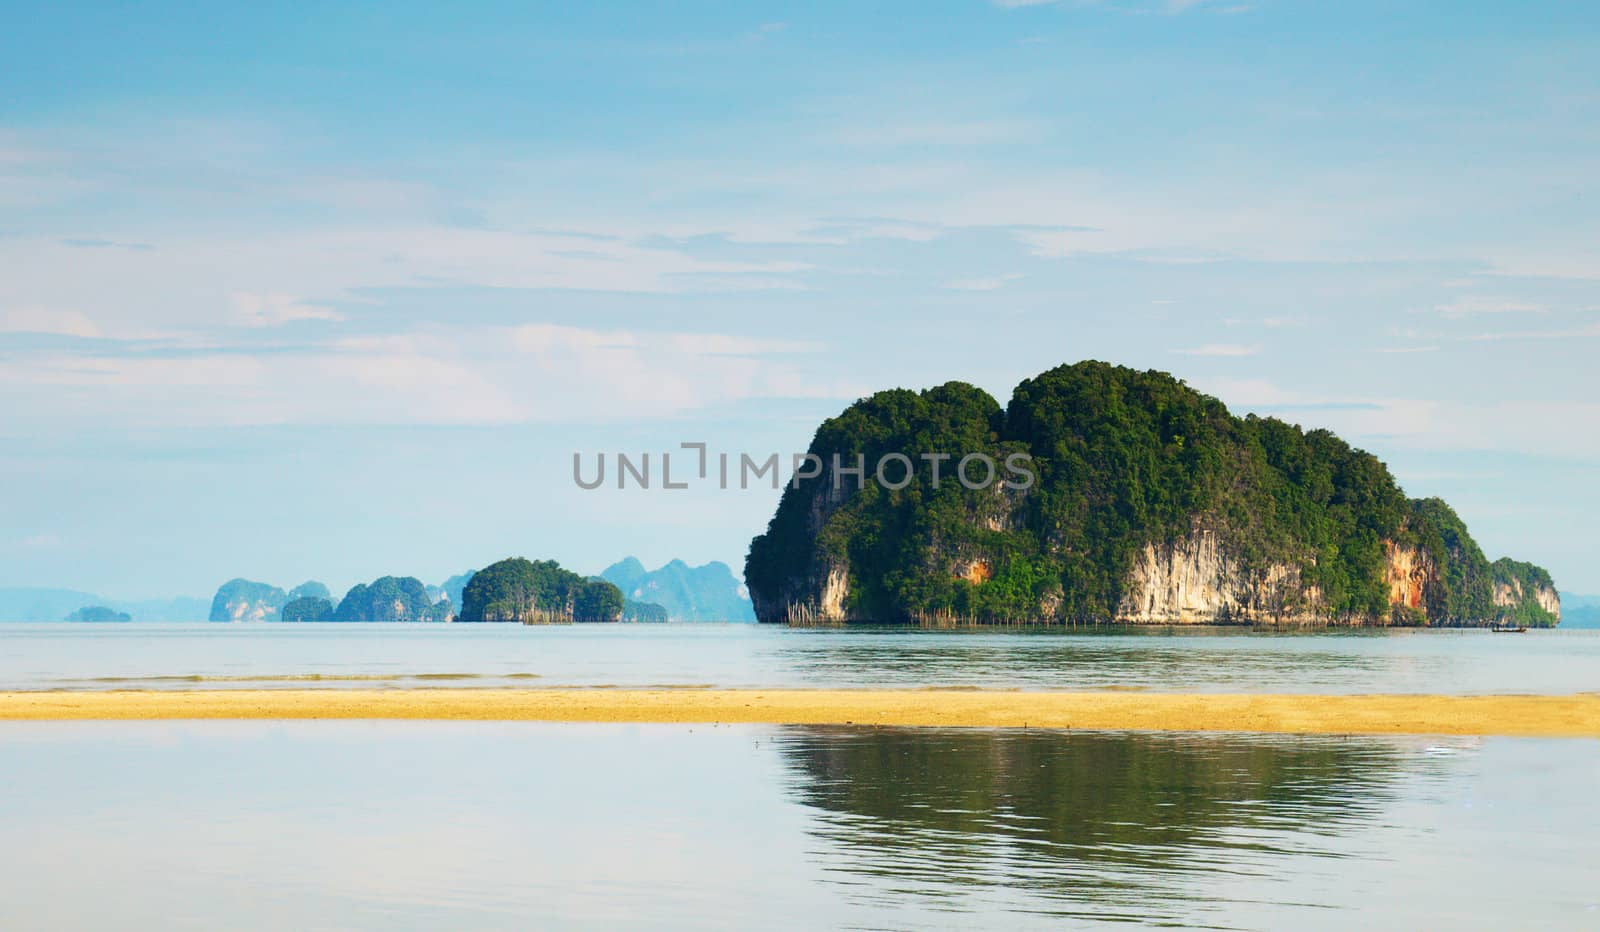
left=2, top=623, right=1599, bottom=694
left=0, top=722, right=1595, bottom=930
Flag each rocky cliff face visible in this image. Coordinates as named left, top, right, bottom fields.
left=1383, top=541, right=1429, bottom=612
left=1536, top=585, right=1560, bottom=618
left=1115, top=534, right=1467, bottom=625
left=754, top=563, right=851, bottom=625
left=208, top=579, right=288, bottom=622
left=1493, top=576, right=1561, bottom=621
left=747, top=456, right=860, bottom=624
left=767, top=528, right=1472, bottom=627
left=1487, top=558, right=1561, bottom=625
left=1115, top=529, right=1326, bottom=624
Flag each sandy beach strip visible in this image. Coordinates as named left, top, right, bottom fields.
left=2, top=688, right=1599, bottom=736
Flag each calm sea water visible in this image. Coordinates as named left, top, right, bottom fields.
left=0, top=722, right=1595, bottom=929
left=2, top=623, right=1599, bottom=694
left=4, top=626, right=1598, bottom=927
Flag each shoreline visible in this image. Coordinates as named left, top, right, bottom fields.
left=2, top=689, right=1599, bottom=736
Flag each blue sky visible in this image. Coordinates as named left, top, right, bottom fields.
left=2, top=0, right=1597, bottom=599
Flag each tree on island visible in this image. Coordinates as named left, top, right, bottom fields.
left=574, top=579, right=624, bottom=622
left=333, top=576, right=434, bottom=622
left=621, top=599, right=670, bottom=623
left=287, top=580, right=332, bottom=602
left=459, top=557, right=624, bottom=623
left=64, top=605, right=131, bottom=622
left=1492, top=558, right=1560, bottom=627
left=280, top=596, right=334, bottom=622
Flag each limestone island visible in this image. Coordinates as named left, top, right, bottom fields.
left=746, top=361, right=1560, bottom=627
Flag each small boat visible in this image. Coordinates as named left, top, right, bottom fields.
left=1490, top=625, right=1529, bottom=633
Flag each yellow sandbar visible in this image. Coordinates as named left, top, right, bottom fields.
left=3, top=689, right=1599, bottom=736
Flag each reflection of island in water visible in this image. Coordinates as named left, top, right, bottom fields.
left=768, top=633, right=1406, bottom=692
left=777, top=727, right=1418, bottom=921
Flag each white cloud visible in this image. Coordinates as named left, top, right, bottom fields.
left=1355, top=400, right=1600, bottom=458
left=20, top=533, right=62, bottom=550
left=953, top=175, right=1360, bottom=264
left=0, top=306, right=101, bottom=338
left=943, top=273, right=1022, bottom=292
left=0, top=228, right=813, bottom=338
left=0, top=147, right=39, bottom=168
left=653, top=332, right=820, bottom=355
left=1226, top=315, right=1304, bottom=328
left=1435, top=297, right=1543, bottom=317
left=829, top=120, right=1040, bottom=147
left=1466, top=322, right=1600, bottom=342
left=232, top=292, right=344, bottom=327
left=1486, top=254, right=1600, bottom=281
left=1197, top=378, right=1600, bottom=458
left=809, top=217, right=946, bottom=243
left=1172, top=343, right=1261, bottom=357
left=995, top=0, right=1245, bottom=12
left=1194, top=378, right=1303, bottom=406
left=0, top=323, right=857, bottom=429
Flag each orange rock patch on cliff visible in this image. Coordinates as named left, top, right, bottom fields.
left=1384, top=540, right=1430, bottom=611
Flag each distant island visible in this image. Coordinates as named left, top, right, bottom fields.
left=0, top=589, right=209, bottom=622
left=600, top=557, right=758, bottom=622
left=210, top=579, right=339, bottom=622
left=1560, top=594, right=1600, bottom=629
left=209, top=575, right=458, bottom=622
left=199, top=558, right=671, bottom=624
left=457, top=558, right=623, bottom=623
left=63, top=605, right=131, bottom=623
left=745, top=361, right=1561, bottom=627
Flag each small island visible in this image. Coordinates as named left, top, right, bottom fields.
left=333, top=576, right=451, bottom=622
left=209, top=580, right=330, bottom=622
left=63, top=605, right=131, bottom=623
left=459, top=558, right=625, bottom=623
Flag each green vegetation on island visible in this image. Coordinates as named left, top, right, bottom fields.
left=459, top=558, right=625, bottom=623
left=198, top=562, right=676, bottom=624
left=745, top=361, right=1560, bottom=627
left=1404, top=497, right=1494, bottom=623
left=280, top=596, right=334, bottom=622
left=64, top=605, right=131, bottom=622
left=333, top=576, right=442, bottom=622
left=1491, top=558, right=1560, bottom=627
left=621, top=599, right=670, bottom=623
left=574, top=577, right=625, bottom=623
left=287, top=581, right=332, bottom=602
